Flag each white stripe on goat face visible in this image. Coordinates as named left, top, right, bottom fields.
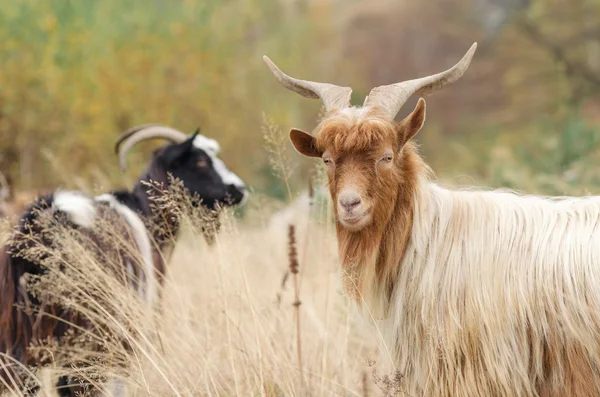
left=193, top=135, right=246, bottom=190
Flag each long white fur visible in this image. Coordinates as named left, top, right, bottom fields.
left=53, top=191, right=96, bottom=228
left=95, top=194, right=157, bottom=306
left=368, top=179, right=600, bottom=396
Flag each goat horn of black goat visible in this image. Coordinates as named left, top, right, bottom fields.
left=114, top=123, right=162, bottom=155
left=115, top=124, right=188, bottom=172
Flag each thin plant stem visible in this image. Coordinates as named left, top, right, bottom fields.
left=288, top=225, right=304, bottom=389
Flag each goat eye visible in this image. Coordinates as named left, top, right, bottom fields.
left=197, top=160, right=208, bottom=168
left=380, top=154, right=393, bottom=163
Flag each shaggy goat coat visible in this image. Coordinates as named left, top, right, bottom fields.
left=355, top=151, right=600, bottom=397
left=302, top=107, right=600, bottom=396
left=0, top=191, right=156, bottom=396
left=260, top=40, right=593, bottom=396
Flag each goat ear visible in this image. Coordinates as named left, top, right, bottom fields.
left=161, top=130, right=199, bottom=166
left=190, top=128, right=200, bottom=141
left=290, top=128, right=322, bottom=158
left=396, top=98, right=426, bottom=147
left=182, top=128, right=200, bottom=152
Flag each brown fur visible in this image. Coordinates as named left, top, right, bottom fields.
left=296, top=102, right=600, bottom=395
left=308, top=105, right=427, bottom=306
left=0, top=197, right=149, bottom=395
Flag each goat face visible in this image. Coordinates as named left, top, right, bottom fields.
left=264, top=43, right=474, bottom=233
left=157, top=134, right=248, bottom=210
left=289, top=101, right=426, bottom=232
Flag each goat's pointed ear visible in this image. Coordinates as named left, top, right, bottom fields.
left=190, top=127, right=200, bottom=141
left=396, top=98, right=426, bottom=147
left=161, top=129, right=199, bottom=165
left=290, top=128, right=322, bottom=158
left=181, top=128, right=200, bottom=152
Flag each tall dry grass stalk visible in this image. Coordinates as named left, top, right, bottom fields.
left=362, top=371, right=369, bottom=397
left=287, top=224, right=303, bottom=389
left=262, top=113, right=296, bottom=201
left=300, top=176, right=315, bottom=279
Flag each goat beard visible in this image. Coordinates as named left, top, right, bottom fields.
left=333, top=146, right=424, bottom=315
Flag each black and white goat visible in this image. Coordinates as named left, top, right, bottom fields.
left=0, top=125, right=247, bottom=396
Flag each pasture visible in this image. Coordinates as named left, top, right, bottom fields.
left=0, top=187, right=391, bottom=396
left=1, top=0, right=600, bottom=396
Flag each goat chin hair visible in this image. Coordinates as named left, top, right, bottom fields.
left=362, top=180, right=600, bottom=397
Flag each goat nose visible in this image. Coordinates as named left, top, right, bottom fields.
left=339, top=192, right=361, bottom=212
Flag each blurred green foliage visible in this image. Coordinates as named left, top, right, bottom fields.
left=438, top=112, right=600, bottom=196
left=0, top=0, right=332, bottom=195
left=0, top=0, right=599, bottom=200
left=401, top=0, right=600, bottom=196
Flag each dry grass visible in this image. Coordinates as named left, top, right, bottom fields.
left=0, top=187, right=395, bottom=396
left=0, top=110, right=403, bottom=396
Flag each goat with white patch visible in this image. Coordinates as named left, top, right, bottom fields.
left=265, top=43, right=600, bottom=396
left=0, top=126, right=247, bottom=396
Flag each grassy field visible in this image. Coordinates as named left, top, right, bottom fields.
left=1, top=0, right=598, bottom=395
left=0, top=188, right=401, bottom=397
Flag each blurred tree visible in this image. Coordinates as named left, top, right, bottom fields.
left=0, top=0, right=336, bottom=197
left=1, top=0, right=599, bottom=199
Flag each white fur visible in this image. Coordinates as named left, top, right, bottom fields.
left=193, top=134, right=248, bottom=202
left=192, top=134, right=221, bottom=155
left=106, top=378, right=128, bottom=397
left=338, top=106, right=389, bottom=132
left=366, top=180, right=600, bottom=396
left=95, top=194, right=157, bottom=306
left=340, top=106, right=371, bottom=118
left=53, top=191, right=96, bottom=228
left=211, top=157, right=245, bottom=188
left=339, top=106, right=375, bottom=121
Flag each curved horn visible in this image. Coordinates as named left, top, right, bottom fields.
left=115, top=125, right=188, bottom=171
left=263, top=56, right=352, bottom=111
left=114, top=123, right=164, bottom=154
left=364, top=43, right=477, bottom=119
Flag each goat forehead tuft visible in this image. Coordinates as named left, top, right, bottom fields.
left=53, top=191, right=96, bottom=228
left=316, top=110, right=396, bottom=153
left=193, top=134, right=221, bottom=155
left=338, top=106, right=374, bottom=122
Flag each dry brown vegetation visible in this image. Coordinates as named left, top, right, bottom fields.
left=1, top=0, right=599, bottom=395
left=0, top=178, right=405, bottom=396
